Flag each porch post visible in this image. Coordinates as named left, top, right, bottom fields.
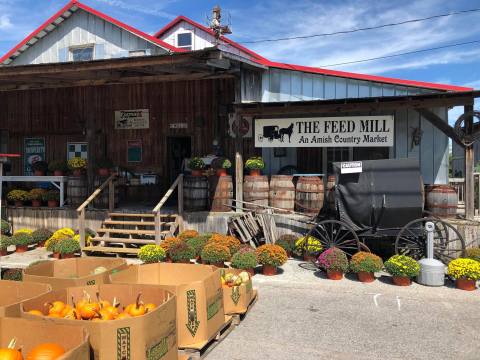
left=234, top=112, right=243, bottom=213
left=464, top=105, right=474, bottom=220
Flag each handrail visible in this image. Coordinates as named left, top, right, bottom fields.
left=152, top=173, right=184, bottom=244
left=77, top=173, right=117, bottom=253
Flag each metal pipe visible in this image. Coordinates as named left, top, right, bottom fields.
left=426, top=221, right=434, bottom=259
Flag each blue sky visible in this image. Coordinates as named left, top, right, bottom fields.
left=0, top=0, right=479, bottom=121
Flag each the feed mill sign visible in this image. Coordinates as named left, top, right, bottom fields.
left=255, top=116, right=394, bottom=147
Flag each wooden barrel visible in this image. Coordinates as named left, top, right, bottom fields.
left=184, top=176, right=208, bottom=211
left=209, top=176, right=233, bottom=212
left=269, top=175, right=295, bottom=213
left=67, top=176, right=87, bottom=207
left=327, top=175, right=336, bottom=211
left=93, top=177, right=120, bottom=209
left=295, top=176, right=324, bottom=216
left=425, top=184, right=458, bottom=218
left=244, top=175, right=269, bottom=212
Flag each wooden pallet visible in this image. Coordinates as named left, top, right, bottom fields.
left=178, top=316, right=235, bottom=359
left=230, top=290, right=258, bottom=326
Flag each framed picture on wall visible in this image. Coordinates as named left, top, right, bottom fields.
left=67, top=142, right=88, bottom=160
left=274, top=147, right=287, bottom=158
left=127, top=140, right=142, bottom=162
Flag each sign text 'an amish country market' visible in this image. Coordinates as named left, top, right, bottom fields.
left=255, top=116, right=394, bottom=147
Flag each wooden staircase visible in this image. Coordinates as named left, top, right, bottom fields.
left=82, top=212, right=178, bottom=257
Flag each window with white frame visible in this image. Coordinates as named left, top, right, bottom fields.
left=177, top=32, right=192, bottom=50
left=70, top=46, right=94, bottom=62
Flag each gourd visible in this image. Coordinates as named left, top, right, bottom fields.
left=0, top=338, right=23, bottom=360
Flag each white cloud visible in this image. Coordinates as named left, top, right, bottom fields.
left=0, top=14, right=12, bottom=29
left=92, top=0, right=177, bottom=19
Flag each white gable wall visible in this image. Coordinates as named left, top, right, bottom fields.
left=10, top=9, right=167, bottom=66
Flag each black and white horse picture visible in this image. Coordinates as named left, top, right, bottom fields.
left=279, top=123, right=294, bottom=142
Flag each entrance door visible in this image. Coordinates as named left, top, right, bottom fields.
left=166, top=137, right=191, bottom=185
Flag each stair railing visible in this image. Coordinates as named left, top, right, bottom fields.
left=77, top=173, right=117, bottom=251
left=152, top=174, right=184, bottom=244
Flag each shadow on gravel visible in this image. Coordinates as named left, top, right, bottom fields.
left=298, top=261, right=318, bottom=272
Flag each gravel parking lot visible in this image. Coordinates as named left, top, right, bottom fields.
left=207, top=260, right=480, bottom=360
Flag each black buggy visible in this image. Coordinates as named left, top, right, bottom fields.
left=304, top=158, right=465, bottom=263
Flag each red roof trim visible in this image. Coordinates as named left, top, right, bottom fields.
left=258, top=60, right=473, bottom=92
left=154, top=15, right=269, bottom=61
left=0, top=0, right=183, bottom=64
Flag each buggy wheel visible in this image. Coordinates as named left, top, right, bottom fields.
left=395, top=217, right=465, bottom=264
left=306, top=219, right=367, bottom=257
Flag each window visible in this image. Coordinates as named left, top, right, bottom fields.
left=177, top=33, right=192, bottom=50
left=70, top=46, right=94, bottom=62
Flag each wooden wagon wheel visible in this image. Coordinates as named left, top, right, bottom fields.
left=305, top=219, right=369, bottom=257
left=395, top=217, right=465, bottom=264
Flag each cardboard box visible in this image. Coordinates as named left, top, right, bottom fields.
left=23, top=257, right=128, bottom=290
left=0, top=317, right=89, bottom=359
left=0, top=280, right=51, bottom=317
left=220, top=269, right=255, bottom=315
left=22, top=284, right=178, bottom=360
left=110, top=263, right=225, bottom=349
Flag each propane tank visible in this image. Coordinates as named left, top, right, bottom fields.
left=417, top=221, right=446, bottom=286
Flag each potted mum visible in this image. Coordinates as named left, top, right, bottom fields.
left=447, top=258, right=480, bottom=291
left=256, top=244, right=288, bottom=276
left=7, top=189, right=28, bottom=207
left=28, top=188, right=46, bottom=207
left=188, top=157, right=205, bottom=177
left=349, top=251, right=384, bottom=283
left=31, top=228, right=53, bottom=247
left=42, top=190, right=60, bottom=208
left=46, top=237, right=62, bottom=258
left=317, top=247, right=349, bottom=280
left=276, top=234, right=297, bottom=258
left=96, top=158, right=113, bottom=177
left=178, top=229, right=199, bottom=240
left=185, top=235, right=209, bottom=261
left=231, top=247, right=258, bottom=276
left=0, top=235, right=10, bottom=256
left=208, top=235, right=241, bottom=259
left=295, top=235, right=323, bottom=261
left=48, top=160, right=68, bottom=176
left=245, top=156, right=265, bottom=177
left=201, top=242, right=231, bottom=268
left=68, top=157, right=87, bottom=177
left=384, top=254, right=420, bottom=286
left=1, top=220, right=11, bottom=236
left=55, top=237, right=80, bottom=259
left=160, top=237, right=182, bottom=262
left=11, top=232, right=34, bottom=253
left=169, top=241, right=195, bottom=263
left=212, top=157, right=232, bottom=177
left=31, top=160, right=48, bottom=176
left=138, top=245, right=166, bottom=264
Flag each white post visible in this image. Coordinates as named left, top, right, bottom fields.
left=60, top=178, right=65, bottom=207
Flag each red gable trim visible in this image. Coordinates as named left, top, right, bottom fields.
left=154, top=15, right=269, bottom=62
left=0, top=0, right=183, bottom=65
left=260, top=60, right=473, bottom=92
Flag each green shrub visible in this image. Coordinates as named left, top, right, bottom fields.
left=465, top=247, right=480, bottom=262
left=0, top=235, right=11, bottom=251
left=295, top=235, right=323, bottom=257
left=31, top=228, right=53, bottom=244
left=349, top=252, right=383, bottom=273
left=55, top=237, right=80, bottom=255
left=384, top=255, right=420, bottom=278
left=169, top=241, right=195, bottom=262
left=138, top=245, right=166, bottom=263
left=201, top=243, right=231, bottom=264
left=1, top=220, right=11, bottom=235
left=186, top=236, right=209, bottom=257
left=276, top=238, right=295, bottom=254
left=7, top=190, right=29, bottom=202
left=231, top=250, right=258, bottom=270
left=256, top=244, right=288, bottom=267
left=317, top=247, right=349, bottom=272
left=245, top=156, right=265, bottom=170
left=2, top=269, right=22, bottom=281
left=28, top=188, right=47, bottom=201
left=11, top=232, right=34, bottom=246
left=188, top=157, right=205, bottom=170
left=42, top=190, right=60, bottom=202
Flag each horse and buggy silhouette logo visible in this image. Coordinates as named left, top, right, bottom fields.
left=258, top=123, right=294, bottom=143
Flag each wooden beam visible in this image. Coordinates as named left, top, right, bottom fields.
left=415, top=108, right=464, bottom=147
left=464, top=105, right=475, bottom=220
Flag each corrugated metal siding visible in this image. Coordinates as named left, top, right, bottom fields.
left=10, top=9, right=166, bottom=65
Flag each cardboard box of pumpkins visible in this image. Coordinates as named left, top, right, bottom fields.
left=220, top=269, right=255, bottom=315
left=109, top=263, right=225, bottom=350
left=21, top=283, right=178, bottom=360
left=0, top=317, right=89, bottom=359
left=0, top=280, right=51, bottom=317
left=23, top=257, right=128, bottom=290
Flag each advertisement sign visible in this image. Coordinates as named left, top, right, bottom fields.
left=115, top=109, right=149, bottom=129
left=255, top=116, right=394, bottom=147
left=127, top=140, right=142, bottom=162
left=24, top=138, right=45, bottom=175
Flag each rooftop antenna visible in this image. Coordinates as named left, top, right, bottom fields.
left=208, top=5, right=232, bottom=45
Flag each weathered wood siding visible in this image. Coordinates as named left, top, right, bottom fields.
left=10, top=9, right=167, bottom=66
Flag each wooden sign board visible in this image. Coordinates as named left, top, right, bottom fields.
left=115, top=109, right=149, bottom=129
left=127, top=140, right=142, bottom=162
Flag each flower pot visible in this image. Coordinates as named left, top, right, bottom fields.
left=216, top=169, right=227, bottom=177
left=34, top=170, right=45, bottom=176
left=392, top=276, right=411, bottom=286
left=303, top=254, right=317, bottom=262
left=61, top=253, right=76, bottom=259
left=47, top=200, right=59, bottom=208
left=73, top=169, right=83, bottom=177
left=0, top=249, right=8, bottom=256
left=357, top=271, right=375, bottom=283
left=15, top=245, right=28, bottom=253
left=165, top=257, right=173, bottom=263
left=38, top=241, right=46, bottom=248
left=245, top=268, right=255, bottom=277
left=455, top=278, right=476, bottom=291
left=51, top=252, right=61, bottom=259
left=175, top=259, right=191, bottom=264
left=31, top=199, right=42, bottom=208
left=53, top=170, right=64, bottom=176
left=212, top=262, right=224, bottom=268
left=14, top=201, right=23, bottom=208
left=249, top=169, right=261, bottom=176
left=98, top=168, right=110, bottom=177
left=191, top=170, right=203, bottom=177
left=327, top=270, right=343, bottom=280
left=262, top=265, right=277, bottom=276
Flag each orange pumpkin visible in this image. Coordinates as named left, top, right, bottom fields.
left=45, top=301, right=65, bottom=316
left=27, top=310, right=44, bottom=317
left=0, top=338, right=23, bottom=360
left=144, top=303, right=156, bottom=313
left=79, top=302, right=99, bottom=320
left=26, top=343, right=65, bottom=360
left=115, top=312, right=130, bottom=320
left=126, top=293, right=146, bottom=317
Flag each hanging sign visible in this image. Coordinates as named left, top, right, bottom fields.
left=127, top=140, right=142, bottom=162
left=341, top=161, right=363, bottom=174
left=255, top=115, right=394, bottom=147
left=115, top=109, right=149, bottom=129
left=228, top=114, right=252, bottom=138
left=24, top=138, right=45, bottom=175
